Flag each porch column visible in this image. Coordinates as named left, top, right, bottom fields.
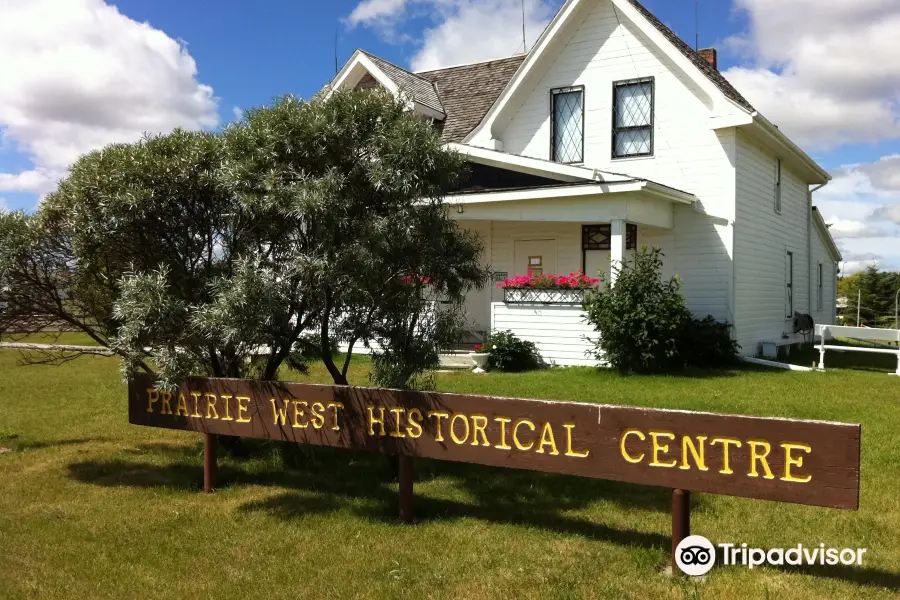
left=609, top=219, right=626, bottom=286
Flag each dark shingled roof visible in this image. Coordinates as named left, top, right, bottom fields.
left=416, top=56, right=526, bottom=143
left=626, top=0, right=754, bottom=112
left=349, top=1, right=753, bottom=143
left=359, top=50, right=444, bottom=113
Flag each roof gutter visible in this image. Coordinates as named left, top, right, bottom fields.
left=750, top=112, right=831, bottom=185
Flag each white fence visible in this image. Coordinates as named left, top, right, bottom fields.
left=815, top=324, right=900, bottom=376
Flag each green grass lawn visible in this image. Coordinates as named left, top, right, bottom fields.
left=1, top=348, right=898, bottom=599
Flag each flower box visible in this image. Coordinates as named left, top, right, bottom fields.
left=496, top=271, right=599, bottom=305
left=502, top=287, right=587, bottom=305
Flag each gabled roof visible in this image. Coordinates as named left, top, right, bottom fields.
left=625, top=0, right=753, bottom=112
left=417, top=56, right=526, bottom=143
left=358, top=50, right=444, bottom=113
left=812, top=207, right=843, bottom=262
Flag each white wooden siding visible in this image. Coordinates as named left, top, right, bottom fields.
left=810, top=225, right=837, bottom=326
left=491, top=302, right=600, bottom=366
left=734, top=131, right=811, bottom=354
left=495, top=0, right=738, bottom=222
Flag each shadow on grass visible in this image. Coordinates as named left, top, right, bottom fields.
left=16, top=436, right=112, bottom=451
left=713, top=562, right=900, bottom=593
left=64, top=442, right=900, bottom=591
left=593, top=363, right=784, bottom=380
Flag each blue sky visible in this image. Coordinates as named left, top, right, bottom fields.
left=1, top=0, right=898, bottom=272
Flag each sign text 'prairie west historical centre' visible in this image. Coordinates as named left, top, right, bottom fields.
left=128, top=373, right=860, bottom=511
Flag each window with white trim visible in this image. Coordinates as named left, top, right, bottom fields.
left=817, top=262, right=824, bottom=311
left=613, top=78, right=654, bottom=158
left=775, top=158, right=783, bottom=213
left=786, top=250, right=794, bottom=319
left=550, top=86, right=584, bottom=164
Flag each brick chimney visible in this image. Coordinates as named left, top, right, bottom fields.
left=698, top=47, right=718, bottom=71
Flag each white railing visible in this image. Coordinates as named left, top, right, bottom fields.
left=815, top=324, right=900, bottom=376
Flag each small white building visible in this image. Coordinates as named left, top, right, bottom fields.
left=329, top=0, right=842, bottom=365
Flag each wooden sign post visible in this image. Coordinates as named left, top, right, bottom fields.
left=128, top=374, right=861, bottom=564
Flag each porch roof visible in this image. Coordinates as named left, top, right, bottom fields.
left=444, top=143, right=697, bottom=229
left=447, top=179, right=696, bottom=205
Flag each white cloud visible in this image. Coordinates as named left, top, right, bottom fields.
left=813, top=155, right=900, bottom=272
left=0, top=0, right=218, bottom=197
left=347, top=0, right=410, bottom=28
left=345, top=0, right=560, bottom=71
left=0, top=197, right=8, bottom=213
left=723, top=0, right=900, bottom=150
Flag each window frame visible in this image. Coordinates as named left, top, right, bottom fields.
left=581, top=223, right=637, bottom=271
left=549, top=85, right=585, bottom=164
left=817, top=262, right=824, bottom=312
left=775, top=158, right=783, bottom=214
left=612, top=77, right=655, bottom=160
left=786, top=250, right=794, bottom=319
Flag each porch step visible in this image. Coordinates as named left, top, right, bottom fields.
left=439, top=352, right=475, bottom=370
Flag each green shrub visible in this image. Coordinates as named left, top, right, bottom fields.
left=583, top=247, right=738, bottom=373
left=485, top=330, right=541, bottom=372
left=682, top=316, right=740, bottom=368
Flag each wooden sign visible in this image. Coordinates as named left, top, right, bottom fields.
left=128, top=373, right=860, bottom=510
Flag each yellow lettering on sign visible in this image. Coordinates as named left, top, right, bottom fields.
left=427, top=411, right=450, bottom=442
left=536, top=422, right=559, bottom=455
left=680, top=436, right=708, bottom=471
left=271, top=399, right=290, bottom=426
left=190, top=392, right=203, bottom=418
left=368, top=406, right=386, bottom=436
left=650, top=431, right=677, bottom=468
left=450, top=414, right=470, bottom=445
left=327, top=402, right=344, bottom=431
left=175, top=394, right=189, bottom=417
left=204, top=393, right=219, bottom=419
left=406, top=408, right=423, bottom=438
left=780, top=442, right=812, bottom=483
left=310, top=402, right=325, bottom=429
left=513, top=419, right=535, bottom=451
left=620, top=429, right=645, bottom=463
left=220, top=394, right=233, bottom=421
left=292, top=400, right=308, bottom=428
left=747, top=440, right=775, bottom=479
left=389, top=408, right=407, bottom=438
left=146, top=388, right=159, bottom=413
left=711, top=437, right=742, bottom=475
left=494, top=417, right=512, bottom=450
left=470, top=414, right=490, bottom=447
left=236, top=396, right=252, bottom=423
left=563, top=423, right=589, bottom=458
left=161, top=391, right=173, bottom=415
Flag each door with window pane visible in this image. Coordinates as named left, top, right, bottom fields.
left=514, top=239, right=557, bottom=280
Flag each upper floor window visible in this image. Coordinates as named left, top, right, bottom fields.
left=774, top=158, right=783, bottom=213
left=613, top=78, right=654, bottom=158
left=550, top=86, right=584, bottom=164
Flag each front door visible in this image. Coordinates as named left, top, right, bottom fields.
left=514, top=239, right=558, bottom=279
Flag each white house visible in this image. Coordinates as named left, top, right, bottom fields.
left=328, top=0, right=842, bottom=365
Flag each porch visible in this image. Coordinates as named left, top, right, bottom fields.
left=448, top=174, right=700, bottom=366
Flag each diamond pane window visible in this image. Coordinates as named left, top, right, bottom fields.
left=613, top=78, right=654, bottom=158
left=551, top=87, right=584, bottom=163
left=582, top=224, right=638, bottom=250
